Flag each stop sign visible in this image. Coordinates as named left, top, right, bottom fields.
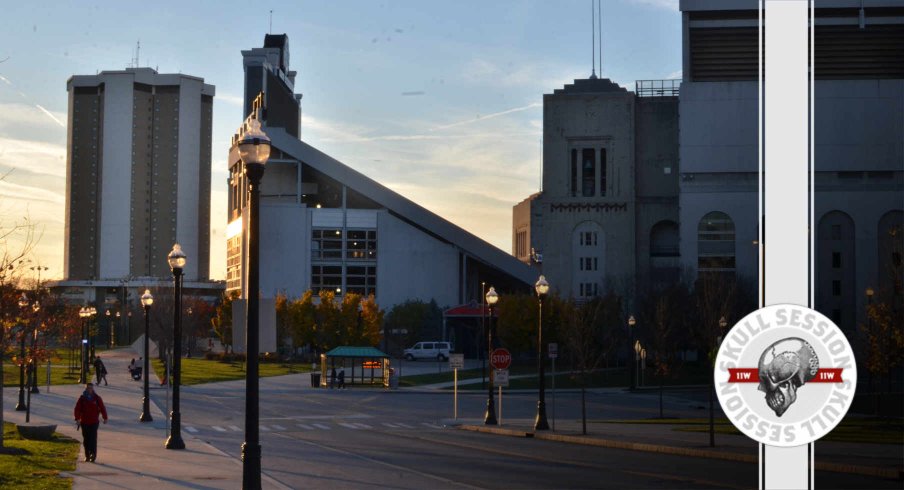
left=490, top=348, right=512, bottom=370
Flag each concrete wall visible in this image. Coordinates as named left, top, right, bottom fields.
left=177, top=77, right=203, bottom=280
left=377, top=211, right=459, bottom=308
left=259, top=203, right=309, bottom=299
left=679, top=81, right=758, bottom=174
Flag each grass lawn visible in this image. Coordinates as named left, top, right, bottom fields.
left=2, top=363, right=83, bottom=388
left=151, top=357, right=312, bottom=386
left=590, top=417, right=902, bottom=445
left=0, top=422, right=79, bottom=489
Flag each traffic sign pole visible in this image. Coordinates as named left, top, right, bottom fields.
left=453, top=368, right=458, bottom=420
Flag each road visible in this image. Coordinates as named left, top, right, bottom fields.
left=150, top=375, right=897, bottom=489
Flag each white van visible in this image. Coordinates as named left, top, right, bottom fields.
left=403, top=341, right=452, bottom=361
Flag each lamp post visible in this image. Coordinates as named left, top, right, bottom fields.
left=15, top=293, right=28, bottom=411
left=165, top=243, right=186, bottom=450
left=484, top=287, right=499, bottom=425
left=534, top=276, right=550, bottom=430
left=78, top=307, right=87, bottom=384
left=237, top=114, right=270, bottom=489
left=710, top=315, right=728, bottom=447
left=634, top=339, right=642, bottom=388
left=139, top=289, right=154, bottom=422
left=29, top=301, right=40, bottom=394
left=26, top=301, right=39, bottom=422
left=627, top=315, right=636, bottom=390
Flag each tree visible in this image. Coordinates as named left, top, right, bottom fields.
left=560, top=293, right=623, bottom=434
left=641, top=283, right=691, bottom=417
left=211, top=290, right=240, bottom=354
left=382, top=299, right=442, bottom=354
left=183, top=296, right=215, bottom=358
left=0, top=196, right=39, bottom=450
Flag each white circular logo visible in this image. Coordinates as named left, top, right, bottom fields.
left=714, top=304, right=857, bottom=447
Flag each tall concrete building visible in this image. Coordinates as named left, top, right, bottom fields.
left=63, top=67, right=215, bottom=282
left=54, top=67, right=220, bottom=346
left=513, top=78, right=680, bottom=301
left=678, top=0, right=903, bottom=333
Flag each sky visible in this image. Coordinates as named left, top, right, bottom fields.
left=0, top=0, right=681, bottom=281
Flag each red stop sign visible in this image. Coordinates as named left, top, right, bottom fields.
left=490, top=348, right=512, bottom=370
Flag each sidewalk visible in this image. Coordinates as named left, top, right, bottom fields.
left=451, top=417, right=903, bottom=480
left=3, top=347, right=286, bottom=489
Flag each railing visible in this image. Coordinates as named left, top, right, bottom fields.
left=635, top=79, right=681, bottom=97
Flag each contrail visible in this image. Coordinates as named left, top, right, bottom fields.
left=429, top=102, right=542, bottom=132
left=35, top=104, right=65, bottom=127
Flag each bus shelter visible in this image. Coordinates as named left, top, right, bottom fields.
left=321, top=346, right=391, bottom=388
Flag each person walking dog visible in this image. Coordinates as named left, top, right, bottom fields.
left=73, top=383, right=108, bottom=462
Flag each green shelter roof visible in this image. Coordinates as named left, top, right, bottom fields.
left=325, top=346, right=388, bottom=358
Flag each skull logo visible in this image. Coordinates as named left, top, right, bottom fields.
left=757, top=338, right=819, bottom=417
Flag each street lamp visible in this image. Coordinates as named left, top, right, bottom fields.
left=627, top=315, right=636, bottom=390
left=15, top=293, right=28, bottom=411
left=484, top=286, right=499, bottom=425
left=165, top=243, right=186, bottom=450
left=534, top=275, right=550, bottom=430
left=139, top=289, right=154, bottom=422
left=237, top=114, right=270, bottom=489
left=640, top=347, right=647, bottom=387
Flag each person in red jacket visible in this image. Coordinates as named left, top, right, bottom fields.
left=73, top=383, right=108, bottom=462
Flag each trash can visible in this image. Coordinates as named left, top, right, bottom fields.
left=310, top=372, right=321, bottom=388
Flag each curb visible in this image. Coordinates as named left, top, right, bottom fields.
left=458, top=425, right=902, bottom=480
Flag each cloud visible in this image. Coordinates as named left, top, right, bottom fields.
left=666, top=69, right=683, bottom=80
left=0, top=136, right=67, bottom=179
left=34, top=104, right=66, bottom=128
left=428, top=103, right=542, bottom=132
left=217, top=93, right=244, bottom=107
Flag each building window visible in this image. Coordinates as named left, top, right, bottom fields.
left=580, top=282, right=598, bottom=298
left=578, top=257, right=598, bottom=271
left=832, top=309, right=841, bottom=324
left=571, top=149, right=577, bottom=197
left=599, top=148, right=607, bottom=197
left=312, top=229, right=343, bottom=260
left=515, top=230, right=527, bottom=259
left=832, top=280, right=841, bottom=296
left=832, top=252, right=841, bottom=269
left=582, top=149, right=595, bottom=197
left=311, top=265, right=343, bottom=294
left=697, top=211, right=735, bottom=273
left=346, top=230, right=377, bottom=260
left=346, top=265, right=377, bottom=297
left=580, top=231, right=597, bottom=247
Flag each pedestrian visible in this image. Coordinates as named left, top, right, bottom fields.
left=128, top=358, right=136, bottom=376
left=94, top=356, right=108, bottom=386
left=73, top=383, right=108, bottom=463
left=330, top=367, right=337, bottom=389
left=338, top=367, right=346, bottom=389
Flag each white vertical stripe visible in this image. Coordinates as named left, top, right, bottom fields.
left=176, top=77, right=202, bottom=280
left=763, top=1, right=812, bottom=489
left=99, top=73, right=134, bottom=279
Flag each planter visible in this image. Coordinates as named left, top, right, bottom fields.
left=16, top=423, right=57, bottom=441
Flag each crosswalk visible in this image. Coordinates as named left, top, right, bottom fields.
left=181, top=421, right=444, bottom=435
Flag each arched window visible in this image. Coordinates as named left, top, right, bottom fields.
left=697, top=212, right=735, bottom=273
left=816, top=210, right=855, bottom=329
left=650, top=220, right=679, bottom=257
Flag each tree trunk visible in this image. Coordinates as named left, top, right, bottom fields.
left=1, top=332, right=5, bottom=448
left=581, top=385, right=587, bottom=435
left=659, top=374, right=664, bottom=418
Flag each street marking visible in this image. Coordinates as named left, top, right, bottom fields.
left=229, top=425, right=241, bottom=432
left=339, top=423, right=360, bottom=429
left=260, top=425, right=271, bottom=432
left=354, top=423, right=373, bottom=429
left=212, top=426, right=226, bottom=432
left=271, top=424, right=287, bottom=431
left=395, top=423, right=415, bottom=429
left=382, top=422, right=400, bottom=428
left=185, top=426, right=199, bottom=433
left=312, top=423, right=330, bottom=430
left=421, top=422, right=441, bottom=429
left=296, top=424, right=313, bottom=430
